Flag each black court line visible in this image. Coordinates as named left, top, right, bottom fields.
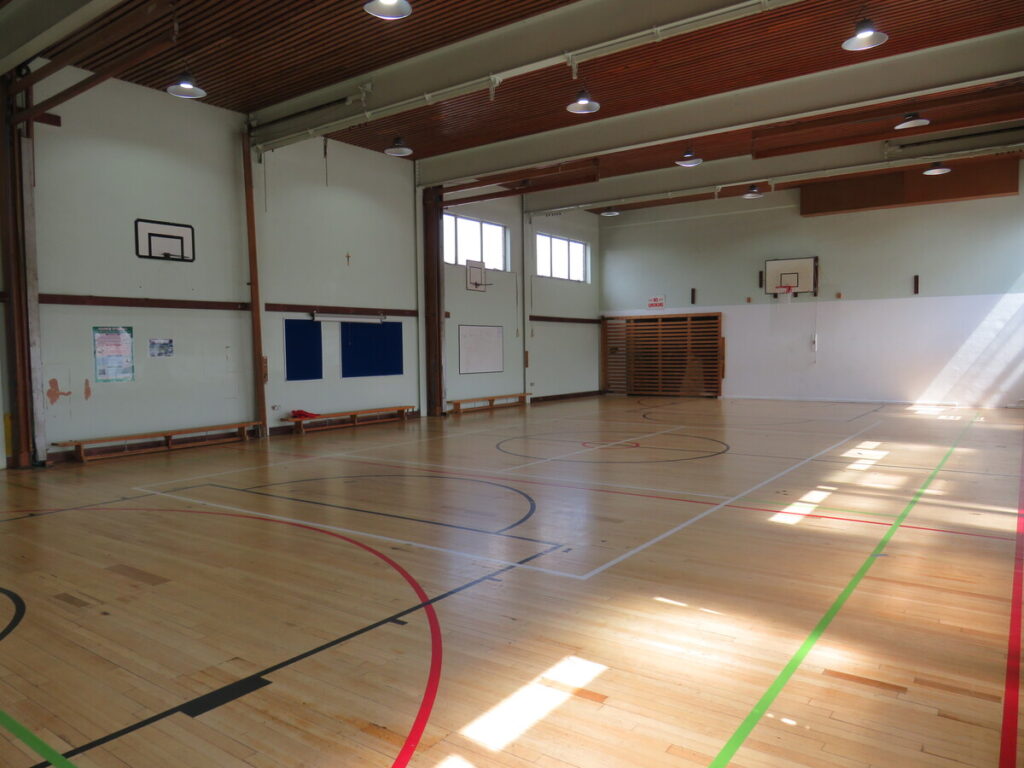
left=245, top=473, right=541, bottom=536
left=26, top=542, right=564, bottom=768
left=510, top=436, right=724, bottom=454
left=0, top=492, right=156, bottom=525
left=495, top=431, right=729, bottom=464
left=0, top=587, right=26, bottom=643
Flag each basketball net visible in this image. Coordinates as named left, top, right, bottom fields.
left=774, top=285, right=794, bottom=304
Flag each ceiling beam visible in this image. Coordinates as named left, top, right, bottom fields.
left=418, top=28, right=1024, bottom=187
left=0, top=0, right=124, bottom=75
left=249, top=0, right=805, bottom=152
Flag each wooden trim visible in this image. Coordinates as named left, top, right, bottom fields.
left=241, top=133, right=268, bottom=436
left=13, top=37, right=176, bottom=125
left=264, top=302, right=418, bottom=317
left=38, top=294, right=250, bottom=310
left=530, top=390, right=603, bottom=403
left=423, top=186, right=445, bottom=417
left=529, top=315, right=601, bottom=325
left=603, top=312, right=723, bottom=321
left=1, top=76, right=34, bottom=468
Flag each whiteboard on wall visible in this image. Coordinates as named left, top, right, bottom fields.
left=459, top=325, right=503, bottom=374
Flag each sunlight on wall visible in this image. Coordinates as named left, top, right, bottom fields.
left=915, top=291, right=1024, bottom=407
left=461, top=655, right=607, bottom=751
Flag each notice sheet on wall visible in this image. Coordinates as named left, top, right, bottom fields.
left=149, top=338, right=174, bottom=357
left=94, top=326, right=135, bottom=382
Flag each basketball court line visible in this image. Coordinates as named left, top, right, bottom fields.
left=500, top=422, right=707, bottom=471
left=137, top=488, right=586, bottom=579
left=577, top=421, right=882, bottom=579
left=708, top=415, right=979, bottom=767
left=138, top=421, right=883, bottom=584
left=16, top=508, right=563, bottom=768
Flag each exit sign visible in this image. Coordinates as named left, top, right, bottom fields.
left=648, top=296, right=666, bottom=309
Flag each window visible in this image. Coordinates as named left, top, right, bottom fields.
left=443, top=214, right=508, bottom=270
left=536, top=234, right=588, bottom=282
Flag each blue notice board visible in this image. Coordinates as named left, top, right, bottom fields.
left=284, top=319, right=323, bottom=380
left=341, top=321, right=403, bottom=377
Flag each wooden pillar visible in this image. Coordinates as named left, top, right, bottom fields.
left=240, top=133, right=268, bottom=435
left=422, top=185, right=445, bottom=416
left=0, top=76, right=35, bottom=468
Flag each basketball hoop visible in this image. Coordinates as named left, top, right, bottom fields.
left=774, top=285, right=794, bottom=303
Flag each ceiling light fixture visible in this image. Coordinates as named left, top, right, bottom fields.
left=841, top=18, right=888, bottom=51
left=363, top=0, right=412, bottom=20
left=599, top=208, right=621, bottom=217
left=895, top=112, right=930, bottom=130
left=567, top=89, right=600, bottom=114
left=675, top=149, right=703, bottom=168
left=383, top=137, right=413, bottom=157
left=922, top=162, right=951, bottom=176
left=166, top=72, right=206, bottom=99
left=742, top=184, right=763, bottom=199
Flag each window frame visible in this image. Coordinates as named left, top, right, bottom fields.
left=442, top=213, right=510, bottom=271
left=535, top=232, right=591, bottom=283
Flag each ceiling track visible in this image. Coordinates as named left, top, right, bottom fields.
left=250, top=0, right=806, bottom=152
left=426, top=71, right=1024, bottom=189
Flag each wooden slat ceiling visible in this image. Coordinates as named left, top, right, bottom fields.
left=444, top=79, right=1024, bottom=199
left=333, top=0, right=1024, bottom=158
left=43, top=0, right=574, bottom=114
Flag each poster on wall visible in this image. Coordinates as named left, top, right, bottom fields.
left=93, top=326, right=135, bottom=382
left=149, top=338, right=174, bottom=357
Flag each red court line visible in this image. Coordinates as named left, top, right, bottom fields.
left=131, top=506, right=443, bottom=768
left=1000, top=426, right=1024, bottom=768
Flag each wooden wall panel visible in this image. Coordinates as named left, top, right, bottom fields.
left=602, top=314, right=722, bottom=397
left=800, top=156, right=1020, bottom=216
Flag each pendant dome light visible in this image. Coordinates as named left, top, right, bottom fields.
left=895, top=112, right=930, bottom=130
left=841, top=18, right=888, bottom=51
left=364, top=0, right=412, bottom=19
left=742, top=184, right=763, bottom=200
left=384, top=137, right=413, bottom=157
left=675, top=149, right=703, bottom=168
left=166, top=72, right=206, bottom=99
left=567, top=89, right=600, bottom=114
left=922, top=162, right=951, bottom=176
left=599, top=208, right=621, bottom=217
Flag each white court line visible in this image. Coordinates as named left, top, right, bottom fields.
left=137, top=488, right=586, bottom=579
left=577, top=420, right=883, bottom=579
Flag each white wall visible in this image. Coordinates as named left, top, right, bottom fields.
left=443, top=196, right=526, bottom=401
left=31, top=70, right=254, bottom=444
left=255, top=139, right=420, bottom=420
left=525, top=209, right=602, bottom=398
left=600, top=165, right=1024, bottom=407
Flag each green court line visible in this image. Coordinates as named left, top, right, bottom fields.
left=709, top=415, right=977, bottom=768
left=0, top=709, right=80, bottom=768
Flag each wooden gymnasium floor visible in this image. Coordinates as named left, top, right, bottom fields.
left=1, top=396, right=1022, bottom=768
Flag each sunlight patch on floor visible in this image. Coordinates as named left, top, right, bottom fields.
left=461, top=655, right=607, bottom=751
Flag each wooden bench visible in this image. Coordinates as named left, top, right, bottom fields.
left=448, top=392, right=531, bottom=414
left=281, top=405, right=415, bottom=434
left=54, top=420, right=262, bottom=463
